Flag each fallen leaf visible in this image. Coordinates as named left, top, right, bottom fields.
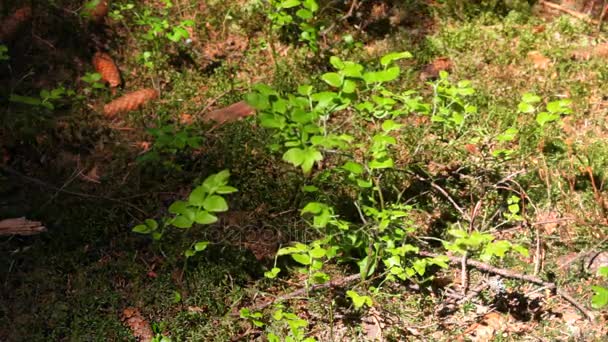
left=80, top=165, right=101, bottom=183
left=420, top=57, right=453, bottom=81
left=179, top=113, right=193, bottom=125
left=527, top=51, right=551, bottom=70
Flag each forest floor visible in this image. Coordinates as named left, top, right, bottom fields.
left=1, top=0, right=607, bottom=341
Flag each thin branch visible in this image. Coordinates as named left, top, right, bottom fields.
left=540, top=0, right=599, bottom=25
left=418, top=251, right=596, bottom=321
left=0, top=165, right=148, bottom=215
left=243, top=274, right=361, bottom=313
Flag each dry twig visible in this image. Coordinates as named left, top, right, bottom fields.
left=419, top=251, right=596, bottom=320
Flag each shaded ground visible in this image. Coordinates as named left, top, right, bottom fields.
left=1, top=0, right=608, bottom=341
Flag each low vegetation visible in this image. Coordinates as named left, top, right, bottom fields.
left=1, top=0, right=607, bottom=341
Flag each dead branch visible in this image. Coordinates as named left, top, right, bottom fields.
left=241, top=274, right=360, bottom=314
left=418, top=251, right=596, bottom=321
left=0, top=217, right=46, bottom=236
left=540, top=0, right=599, bottom=25
left=0, top=165, right=148, bottom=215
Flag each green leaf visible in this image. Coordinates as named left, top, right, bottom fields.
left=194, top=210, right=217, bottom=224
left=369, top=158, right=394, bottom=169
left=363, top=66, right=400, bottom=84
left=283, top=147, right=305, bottom=167
left=216, top=185, right=237, bottom=194
left=342, top=161, right=364, bottom=175
left=132, top=224, right=152, bottom=234
left=341, top=62, right=364, bottom=77
left=301, top=185, right=318, bottom=192
left=9, top=94, right=42, bottom=107
left=264, top=267, right=281, bottom=279
left=295, top=8, right=312, bottom=19
left=329, top=56, right=344, bottom=70
left=518, top=102, right=535, bottom=113
left=321, top=72, right=342, bottom=87
left=301, top=202, right=325, bottom=214
left=482, top=240, right=511, bottom=261
left=342, top=79, right=357, bottom=94
left=522, top=93, right=541, bottom=104
left=188, top=187, right=206, bottom=206
left=496, top=127, right=518, bottom=142
left=380, top=51, right=412, bottom=66
left=194, top=241, right=209, bottom=251
left=297, top=84, right=313, bottom=96
left=346, top=290, right=372, bottom=309
left=536, top=111, right=559, bottom=127
left=259, top=113, right=286, bottom=129
left=245, top=92, right=270, bottom=110
left=281, top=0, right=301, bottom=8
left=599, top=266, right=608, bottom=278
left=144, top=219, right=158, bottom=230
left=311, top=272, right=330, bottom=284
left=309, top=247, right=326, bottom=258
left=591, top=286, right=608, bottom=309
left=381, top=119, right=402, bottom=132
left=511, top=244, right=529, bottom=257
left=203, top=195, right=228, bottom=212
left=291, top=253, right=311, bottom=265
left=546, top=99, right=572, bottom=114
left=171, top=215, right=193, bottom=229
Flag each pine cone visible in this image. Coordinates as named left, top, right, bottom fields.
left=87, top=0, right=109, bottom=23
left=103, top=89, right=158, bottom=117
left=0, top=6, right=32, bottom=42
left=121, top=307, right=153, bottom=342
left=93, top=52, right=121, bottom=87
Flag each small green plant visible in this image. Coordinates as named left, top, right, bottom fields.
left=132, top=170, right=237, bottom=256
left=591, top=266, right=608, bottom=309
left=346, top=290, right=372, bottom=310
left=268, top=0, right=320, bottom=51
left=0, top=44, right=9, bottom=61
left=517, top=92, right=572, bottom=130
left=137, top=124, right=203, bottom=168
left=443, top=228, right=528, bottom=262
left=240, top=306, right=316, bottom=342
left=9, top=87, right=74, bottom=110
left=80, top=72, right=106, bottom=95
left=112, top=1, right=193, bottom=70
left=268, top=306, right=316, bottom=342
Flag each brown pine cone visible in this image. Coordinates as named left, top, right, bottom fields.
left=121, top=307, right=153, bottom=342
left=86, top=0, right=109, bottom=23
left=92, top=52, right=121, bottom=87
left=103, top=89, right=158, bottom=117
left=0, top=6, right=32, bottom=42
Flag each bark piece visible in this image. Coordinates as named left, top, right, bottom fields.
left=0, top=217, right=46, bottom=236
left=202, top=101, right=255, bottom=124
left=104, top=89, right=158, bottom=117
left=93, top=52, right=121, bottom=87
left=0, top=6, right=31, bottom=42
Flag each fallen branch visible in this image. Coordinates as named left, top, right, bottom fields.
left=0, top=217, right=46, bottom=235
left=418, top=251, right=596, bottom=321
left=241, top=251, right=596, bottom=321
left=540, top=0, right=599, bottom=25
left=0, top=165, right=148, bottom=215
left=242, top=274, right=360, bottom=313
